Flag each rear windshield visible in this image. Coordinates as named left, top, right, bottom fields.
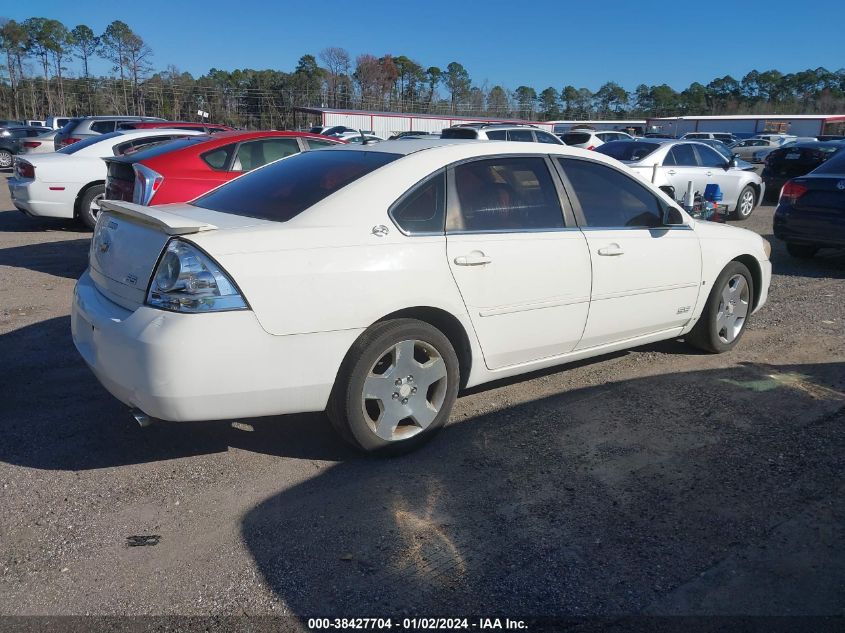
left=595, top=141, right=660, bottom=162
left=192, top=149, right=401, bottom=222
left=811, top=149, right=845, bottom=174
left=113, top=135, right=211, bottom=162
left=58, top=131, right=122, bottom=154
left=441, top=128, right=478, bottom=139
left=562, top=132, right=592, bottom=145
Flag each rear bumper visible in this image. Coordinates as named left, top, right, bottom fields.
left=8, top=177, right=75, bottom=218
left=71, top=270, right=362, bottom=422
left=773, top=204, right=845, bottom=247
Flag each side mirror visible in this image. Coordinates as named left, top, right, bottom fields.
left=725, top=156, right=738, bottom=170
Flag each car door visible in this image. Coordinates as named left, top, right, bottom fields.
left=661, top=143, right=703, bottom=201
left=694, top=143, right=744, bottom=205
left=445, top=155, right=591, bottom=370
left=555, top=156, right=702, bottom=349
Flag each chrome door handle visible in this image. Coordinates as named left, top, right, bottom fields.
left=706, top=171, right=712, bottom=176
left=667, top=170, right=676, bottom=175
left=454, top=252, right=492, bottom=266
left=597, top=244, right=624, bottom=256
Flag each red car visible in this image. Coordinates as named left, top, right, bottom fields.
left=117, top=121, right=235, bottom=133
left=104, top=130, right=344, bottom=205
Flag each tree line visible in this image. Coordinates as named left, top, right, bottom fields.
left=2, top=16, right=844, bottom=129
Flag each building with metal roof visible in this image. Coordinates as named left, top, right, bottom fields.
left=646, top=114, right=845, bottom=138
left=294, top=106, right=554, bottom=139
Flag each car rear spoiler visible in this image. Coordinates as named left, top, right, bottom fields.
left=97, top=200, right=217, bottom=235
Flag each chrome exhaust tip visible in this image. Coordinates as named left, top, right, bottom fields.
left=130, top=408, right=153, bottom=428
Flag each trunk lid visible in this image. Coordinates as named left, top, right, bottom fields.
left=794, top=176, right=845, bottom=214
left=89, top=201, right=268, bottom=310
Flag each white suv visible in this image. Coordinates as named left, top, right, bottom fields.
left=440, top=123, right=564, bottom=144
left=561, top=129, right=634, bottom=149
left=681, top=132, right=738, bottom=144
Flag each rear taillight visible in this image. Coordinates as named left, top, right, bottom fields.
left=780, top=180, right=808, bottom=205
left=133, top=164, right=164, bottom=205
left=60, top=137, right=81, bottom=147
left=586, top=145, right=595, bottom=151
left=23, top=141, right=42, bottom=149
left=16, top=161, right=35, bottom=179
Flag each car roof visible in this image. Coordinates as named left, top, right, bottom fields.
left=111, top=128, right=206, bottom=139
left=195, top=129, right=339, bottom=142
left=124, top=121, right=233, bottom=128
left=77, top=115, right=164, bottom=121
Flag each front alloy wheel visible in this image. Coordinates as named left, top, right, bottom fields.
left=715, top=274, right=750, bottom=345
left=687, top=261, right=754, bottom=353
left=328, top=319, right=459, bottom=454
left=734, top=186, right=756, bottom=220
left=0, top=150, right=12, bottom=169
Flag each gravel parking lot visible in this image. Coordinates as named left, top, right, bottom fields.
left=1, top=172, right=843, bottom=625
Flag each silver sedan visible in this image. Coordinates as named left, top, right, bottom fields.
left=596, top=139, right=765, bottom=220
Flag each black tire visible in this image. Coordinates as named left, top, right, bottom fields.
left=78, top=184, right=105, bottom=230
left=733, top=185, right=756, bottom=221
left=786, top=242, right=818, bottom=259
left=687, top=261, right=754, bottom=354
left=327, top=318, right=460, bottom=455
left=0, top=149, right=12, bottom=169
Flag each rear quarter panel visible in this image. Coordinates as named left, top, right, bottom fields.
left=194, top=226, right=472, bottom=339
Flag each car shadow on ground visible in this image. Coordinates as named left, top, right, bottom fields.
left=768, top=241, right=845, bottom=280
left=0, top=204, right=85, bottom=234
left=0, top=316, right=359, bottom=469
left=0, top=238, right=90, bottom=279
left=240, top=361, right=845, bottom=621
left=0, top=312, right=725, bottom=471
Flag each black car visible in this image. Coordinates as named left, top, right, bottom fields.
left=773, top=149, right=845, bottom=258
left=762, top=141, right=845, bottom=201
left=0, top=126, right=52, bottom=168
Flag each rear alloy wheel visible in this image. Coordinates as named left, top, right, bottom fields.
left=687, top=261, right=753, bottom=353
left=328, top=319, right=459, bottom=454
left=733, top=186, right=756, bottom=221
left=0, top=150, right=12, bottom=169
left=786, top=243, right=818, bottom=259
left=78, top=185, right=105, bottom=230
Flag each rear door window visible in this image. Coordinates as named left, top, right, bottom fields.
left=664, top=144, right=698, bottom=166
left=232, top=138, right=301, bottom=172
left=558, top=158, right=663, bottom=228
left=449, top=157, right=564, bottom=232
left=507, top=129, right=534, bottom=142
left=485, top=130, right=507, bottom=140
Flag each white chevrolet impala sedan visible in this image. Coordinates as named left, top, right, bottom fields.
left=72, top=140, right=771, bottom=453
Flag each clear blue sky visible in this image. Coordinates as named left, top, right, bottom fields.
left=8, top=0, right=845, bottom=92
